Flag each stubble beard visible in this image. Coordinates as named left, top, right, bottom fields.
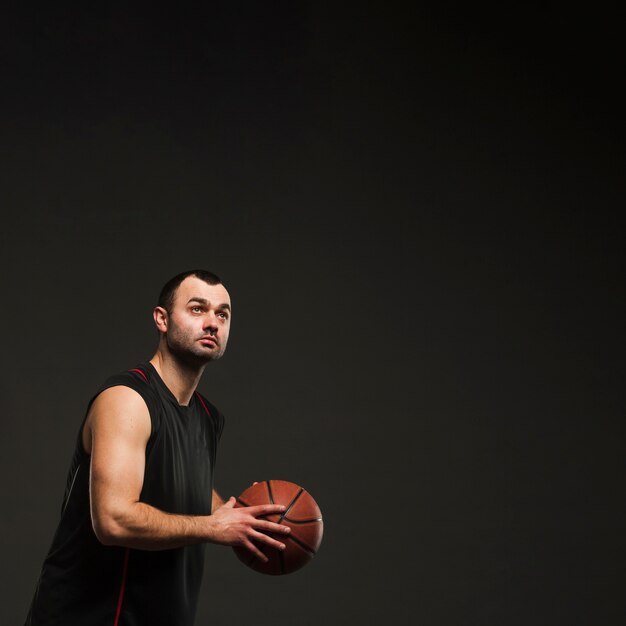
left=166, top=328, right=225, bottom=368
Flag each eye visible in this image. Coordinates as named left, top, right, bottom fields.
left=217, top=311, right=229, bottom=320
left=191, top=305, right=203, bottom=313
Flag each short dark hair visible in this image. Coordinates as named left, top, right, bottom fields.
left=158, top=269, right=222, bottom=313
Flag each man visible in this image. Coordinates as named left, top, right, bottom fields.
left=26, top=269, right=290, bottom=626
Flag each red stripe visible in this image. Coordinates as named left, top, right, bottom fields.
left=195, top=392, right=211, bottom=417
left=129, top=368, right=148, bottom=382
left=113, top=548, right=130, bottom=626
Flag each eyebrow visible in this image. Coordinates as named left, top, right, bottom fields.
left=187, top=297, right=231, bottom=311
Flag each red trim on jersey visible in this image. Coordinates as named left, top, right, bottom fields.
left=195, top=392, right=211, bottom=417
left=113, top=548, right=130, bottom=626
left=129, top=368, right=148, bottom=382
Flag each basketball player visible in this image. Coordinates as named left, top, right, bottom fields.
left=25, top=270, right=291, bottom=626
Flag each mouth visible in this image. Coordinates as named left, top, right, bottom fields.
left=199, top=336, right=218, bottom=348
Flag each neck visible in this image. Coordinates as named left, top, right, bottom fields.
left=149, top=349, right=206, bottom=406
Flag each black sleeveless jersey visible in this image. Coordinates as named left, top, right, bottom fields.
left=25, top=362, right=225, bottom=626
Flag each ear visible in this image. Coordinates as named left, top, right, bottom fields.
left=153, top=306, right=168, bottom=333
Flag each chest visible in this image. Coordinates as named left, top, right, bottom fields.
left=141, top=405, right=217, bottom=515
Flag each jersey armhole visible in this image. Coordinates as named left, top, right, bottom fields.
left=196, top=392, right=226, bottom=440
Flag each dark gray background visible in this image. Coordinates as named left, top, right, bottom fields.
left=1, top=4, right=624, bottom=625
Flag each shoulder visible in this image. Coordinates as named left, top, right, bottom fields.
left=90, top=366, right=160, bottom=417
left=195, top=392, right=223, bottom=420
left=82, top=366, right=159, bottom=450
left=91, top=385, right=150, bottom=413
left=84, top=386, right=152, bottom=453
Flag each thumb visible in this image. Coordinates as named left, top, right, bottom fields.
left=222, top=496, right=236, bottom=508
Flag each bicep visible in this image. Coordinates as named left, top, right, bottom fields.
left=87, top=386, right=151, bottom=526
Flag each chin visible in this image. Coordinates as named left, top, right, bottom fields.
left=171, top=347, right=221, bottom=367
left=195, top=348, right=225, bottom=363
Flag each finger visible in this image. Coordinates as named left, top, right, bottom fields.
left=255, top=520, right=291, bottom=535
left=243, top=539, right=269, bottom=563
left=250, top=530, right=286, bottom=552
left=245, top=503, right=286, bottom=516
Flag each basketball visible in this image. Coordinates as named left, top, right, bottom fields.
left=233, top=479, right=324, bottom=575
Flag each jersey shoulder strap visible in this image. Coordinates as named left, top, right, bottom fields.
left=87, top=364, right=162, bottom=435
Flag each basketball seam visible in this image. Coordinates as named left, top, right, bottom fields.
left=277, top=486, right=304, bottom=524
left=285, top=533, right=318, bottom=555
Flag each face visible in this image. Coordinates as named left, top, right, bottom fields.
left=159, top=276, right=232, bottom=365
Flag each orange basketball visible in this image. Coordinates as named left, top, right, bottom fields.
left=233, top=480, right=323, bottom=575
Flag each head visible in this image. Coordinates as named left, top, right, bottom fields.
left=153, top=270, right=231, bottom=366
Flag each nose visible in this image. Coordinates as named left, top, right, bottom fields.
left=203, top=311, right=219, bottom=333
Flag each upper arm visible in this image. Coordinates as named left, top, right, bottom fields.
left=84, top=386, right=152, bottom=542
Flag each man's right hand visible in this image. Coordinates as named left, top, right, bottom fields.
left=208, top=497, right=291, bottom=562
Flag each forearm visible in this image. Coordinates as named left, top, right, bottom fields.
left=93, top=501, right=219, bottom=551
left=93, top=496, right=292, bottom=561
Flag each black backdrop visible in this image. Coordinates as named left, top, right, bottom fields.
left=1, top=5, right=624, bottom=625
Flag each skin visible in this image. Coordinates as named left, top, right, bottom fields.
left=82, top=276, right=290, bottom=561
